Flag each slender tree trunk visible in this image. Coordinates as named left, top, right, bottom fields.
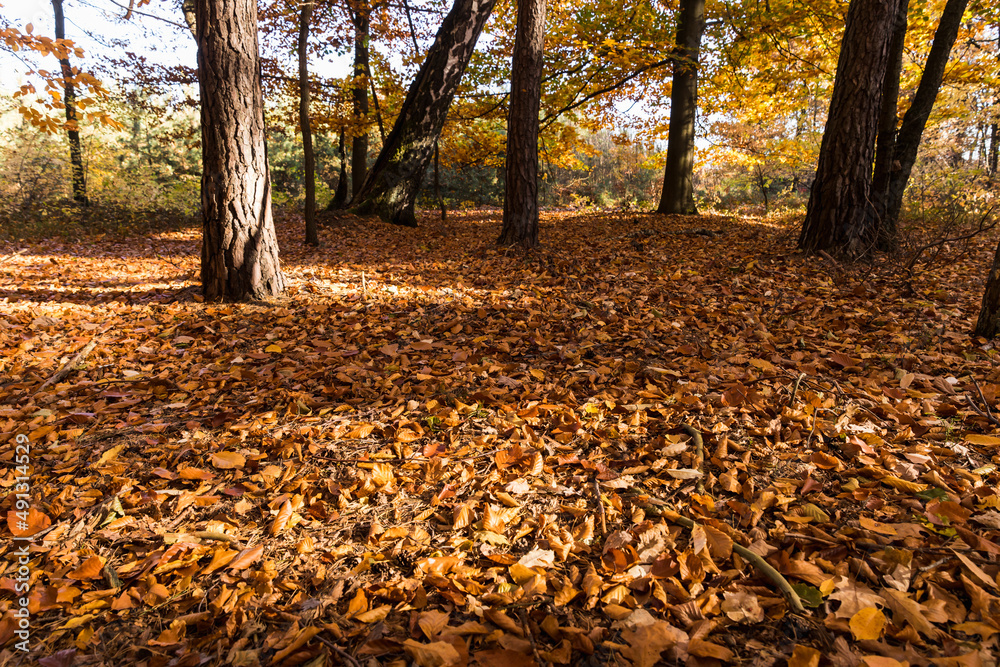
left=498, top=0, right=547, bottom=247
left=180, top=0, right=197, bottom=37
left=871, top=0, right=909, bottom=251
left=52, top=0, right=87, bottom=205
left=882, top=0, right=969, bottom=232
left=990, top=120, right=999, bottom=177
left=657, top=0, right=705, bottom=215
left=299, top=2, right=318, bottom=246
left=328, top=128, right=350, bottom=210
left=350, top=0, right=497, bottom=226
left=196, top=0, right=285, bottom=300
left=351, top=5, right=370, bottom=196
left=798, top=0, right=902, bottom=256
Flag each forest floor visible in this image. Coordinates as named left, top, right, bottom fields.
left=1, top=208, right=999, bottom=667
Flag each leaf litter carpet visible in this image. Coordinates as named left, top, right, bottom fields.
left=1, top=210, right=999, bottom=667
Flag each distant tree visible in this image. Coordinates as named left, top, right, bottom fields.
left=299, top=0, right=319, bottom=246
left=975, top=238, right=1000, bottom=337
left=798, top=0, right=903, bottom=256
left=196, top=0, right=285, bottom=300
left=498, top=0, right=547, bottom=248
left=52, top=0, right=87, bottom=205
left=350, top=0, right=497, bottom=226
left=657, top=0, right=705, bottom=215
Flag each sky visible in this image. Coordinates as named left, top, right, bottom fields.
left=0, top=0, right=357, bottom=95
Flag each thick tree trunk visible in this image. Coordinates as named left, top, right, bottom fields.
left=498, top=0, right=547, bottom=248
left=196, top=0, right=285, bottom=300
left=656, top=0, right=705, bottom=215
left=350, top=0, right=497, bottom=226
left=798, top=0, right=902, bottom=256
left=871, top=0, right=909, bottom=251
left=352, top=6, right=370, bottom=196
left=299, top=2, right=318, bottom=246
left=975, top=237, right=1000, bottom=337
left=52, top=0, right=87, bottom=205
left=882, top=0, right=969, bottom=233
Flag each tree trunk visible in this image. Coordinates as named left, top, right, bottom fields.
left=52, top=0, right=87, bottom=205
left=798, top=0, right=902, bottom=256
left=196, top=0, right=285, bottom=301
left=882, top=0, right=969, bottom=232
left=498, top=0, right=547, bottom=248
left=656, top=0, right=705, bottom=215
left=975, top=236, right=1000, bottom=337
left=871, top=0, right=909, bottom=251
left=299, top=2, right=318, bottom=246
left=352, top=5, right=370, bottom=197
left=990, top=120, right=999, bottom=177
left=328, top=128, right=350, bottom=210
left=180, top=0, right=197, bottom=37
left=350, top=0, right=497, bottom=226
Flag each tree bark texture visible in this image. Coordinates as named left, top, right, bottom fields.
left=798, top=0, right=902, bottom=256
left=882, top=0, right=969, bottom=230
left=52, top=0, right=87, bottom=205
left=299, top=2, right=318, bottom=246
left=975, top=236, right=1000, bottom=337
left=871, top=0, right=909, bottom=250
left=196, top=0, right=285, bottom=300
left=498, top=0, right=547, bottom=248
left=350, top=0, right=497, bottom=226
left=352, top=6, right=370, bottom=196
left=657, top=0, right=705, bottom=215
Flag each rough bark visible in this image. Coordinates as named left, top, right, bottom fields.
left=657, top=0, right=705, bottom=215
left=352, top=5, right=370, bottom=197
left=52, top=0, right=87, bottom=205
left=350, top=0, right=497, bottom=226
left=975, top=236, right=1000, bottom=337
left=498, top=0, right=547, bottom=248
left=882, top=0, right=970, bottom=230
left=196, top=0, right=285, bottom=300
left=871, top=0, right=909, bottom=250
left=299, top=2, right=318, bottom=246
left=798, top=0, right=902, bottom=256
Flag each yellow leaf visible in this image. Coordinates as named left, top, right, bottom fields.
left=270, top=500, right=293, bottom=535
left=264, top=344, right=282, bottom=353
left=354, top=605, right=391, bottom=624
left=850, top=607, right=886, bottom=640
left=965, top=434, right=1000, bottom=447
left=402, top=639, right=461, bottom=667
left=529, top=368, right=545, bottom=380
left=788, top=644, right=821, bottom=667
left=881, top=475, right=928, bottom=493
left=211, top=451, right=245, bottom=469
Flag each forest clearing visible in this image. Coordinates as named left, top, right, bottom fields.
left=2, top=209, right=1000, bottom=665
left=4, top=0, right=1000, bottom=663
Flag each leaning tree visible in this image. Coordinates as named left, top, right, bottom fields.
left=350, top=0, right=497, bottom=226
left=196, top=0, right=285, bottom=300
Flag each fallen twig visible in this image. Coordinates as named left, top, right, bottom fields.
left=788, top=372, right=807, bottom=407
left=317, top=635, right=361, bottom=667
left=37, top=336, right=100, bottom=393
left=592, top=477, right=607, bottom=535
left=662, top=510, right=805, bottom=613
